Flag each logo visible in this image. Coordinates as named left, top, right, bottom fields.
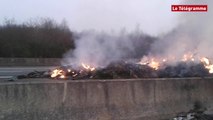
left=171, top=5, right=208, bottom=12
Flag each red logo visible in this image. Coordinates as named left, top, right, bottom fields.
left=171, top=5, right=208, bottom=12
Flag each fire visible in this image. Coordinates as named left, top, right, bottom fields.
left=182, top=53, right=195, bottom=62
left=81, top=63, right=96, bottom=71
left=139, top=53, right=213, bottom=74
left=163, top=59, right=167, bottom=62
left=138, top=57, right=160, bottom=70
left=200, top=57, right=213, bottom=73
left=50, top=63, right=96, bottom=79
left=51, top=69, right=66, bottom=79
left=59, top=75, right=66, bottom=79
left=67, top=69, right=71, bottom=72
left=50, top=53, right=213, bottom=80
left=149, top=59, right=160, bottom=70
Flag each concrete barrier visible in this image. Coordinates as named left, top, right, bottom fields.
left=0, top=58, right=61, bottom=66
left=0, top=78, right=213, bottom=120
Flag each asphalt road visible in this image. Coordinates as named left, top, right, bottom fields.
left=0, top=66, right=56, bottom=79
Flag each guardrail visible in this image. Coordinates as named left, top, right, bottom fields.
left=0, top=78, right=212, bottom=120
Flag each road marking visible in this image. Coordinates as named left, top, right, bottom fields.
left=0, top=66, right=56, bottom=70
left=0, top=76, right=13, bottom=79
left=0, top=71, right=24, bottom=73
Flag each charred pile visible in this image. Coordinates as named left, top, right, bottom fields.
left=158, top=62, right=209, bottom=78
left=16, top=60, right=213, bottom=80
left=17, top=71, right=50, bottom=79
left=93, top=61, right=157, bottom=79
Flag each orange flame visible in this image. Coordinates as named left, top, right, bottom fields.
left=200, top=57, right=213, bottom=73
left=51, top=69, right=66, bottom=79
left=81, top=63, right=96, bottom=71
left=138, top=57, right=160, bottom=70
left=139, top=53, right=213, bottom=74
left=149, top=59, right=160, bottom=70
left=182, top=53, right=195, bottom=62
left=50, top=54, right=213, bottom=79
left=50, top=63, right=96, bottom=79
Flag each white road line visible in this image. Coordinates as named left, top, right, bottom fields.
left=0, top=71, right=24, bottom=72
left=0, top=76, right=13, bottom=79
left=0, top=68, right=55, bottom=70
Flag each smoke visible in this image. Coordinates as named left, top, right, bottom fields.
left=149, top=0, right=213, bottom=62
left=62, top=29, right=155, bottom=67
left=62, top=0, right=212, bottom=67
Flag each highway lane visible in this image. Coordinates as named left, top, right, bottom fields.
left=0, top=66, right=57, bottom=79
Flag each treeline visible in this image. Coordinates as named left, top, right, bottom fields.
left=0, top=18, right=156, bottom=59
left=0, top=18, right=75, bottom=58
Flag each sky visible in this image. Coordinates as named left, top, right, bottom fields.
left=0, top=0, right=181, bottom=36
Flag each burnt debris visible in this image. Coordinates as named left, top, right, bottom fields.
left=171, top=102, right=213, bottom=120
left=16, top=61, right=212, bottom=80
left=17, top=71, right=50, bottom=79
left=158, top=62, right=209, bottom=78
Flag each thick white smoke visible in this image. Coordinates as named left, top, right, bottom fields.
left=62, top=0, right=212, bottom=67
left=62, top=30, right=137, bottom=67
left=149, top=0, right=213, bottom=62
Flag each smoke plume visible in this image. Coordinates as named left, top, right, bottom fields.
left=62, top=30, right=155, bottom=67
left=62, top=0, right=212, bottom=67
left=149, top=0, right=213, bottom=62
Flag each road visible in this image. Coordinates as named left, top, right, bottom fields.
left=0, top=66, right=57, bottom=80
